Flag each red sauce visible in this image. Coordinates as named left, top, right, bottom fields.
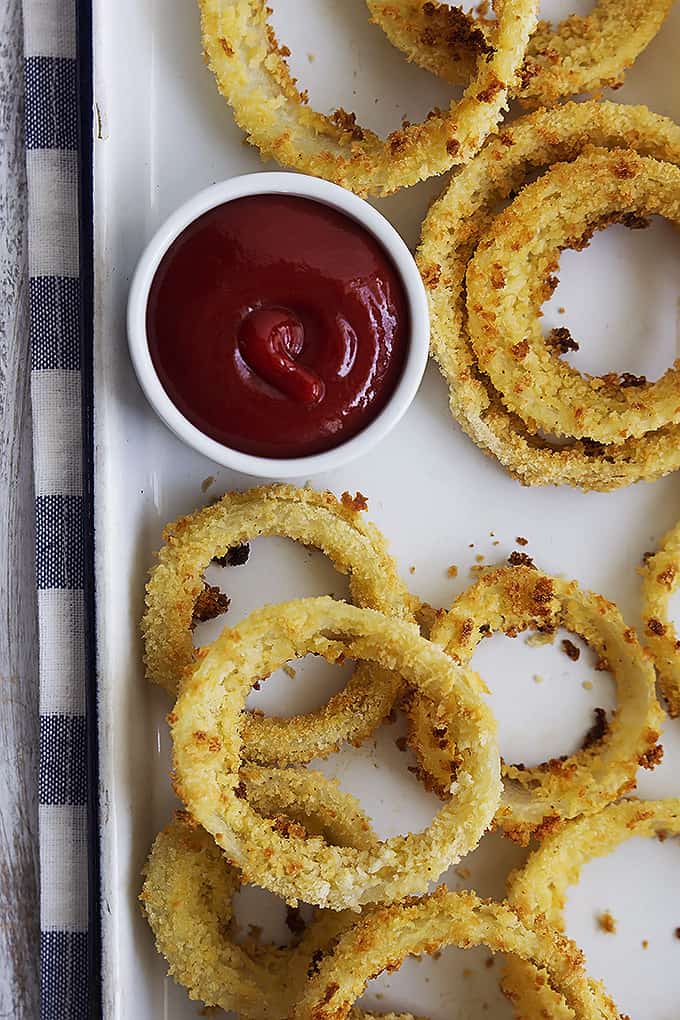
left=146, top=194, right=409, bottom=458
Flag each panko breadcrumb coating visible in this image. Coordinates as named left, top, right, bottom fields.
left=171, top=597, right=500, bottom=910
left=640, top=519, right=680, bottom=717
left=290, top=886, right=620, bottom=1020
left=505, top=799, right=680, bottom=1018
left=197, top=0, right=538, bottom=196
left=143, top=484, right=415, bottom=766
left=466, top=148, right=680, bottom=445
left=418, top=100, right=680, bottom=491
left=368, top=0, right=673, bottom=108
left=409, top=566, right=662, bottom=843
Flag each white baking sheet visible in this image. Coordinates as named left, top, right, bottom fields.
left=92, top=1, right=680, bottom=1016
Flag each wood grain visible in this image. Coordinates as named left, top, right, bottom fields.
left=0, top=0, right=40, bottom=1015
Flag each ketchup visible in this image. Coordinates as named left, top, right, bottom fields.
left=146, top=194, right=409, bottom=458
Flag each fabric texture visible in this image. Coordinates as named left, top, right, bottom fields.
left=23, top=1, right=91, bottom=1016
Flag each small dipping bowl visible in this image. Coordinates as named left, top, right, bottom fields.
left=127, top=172, right=429, bottom=478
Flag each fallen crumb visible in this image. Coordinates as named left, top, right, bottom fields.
left=214, top=543, right=251, bottom=568
left=597, top=911, right=617, bottom=934
left=492, top=540, right=500, bottom=546
left=191, top=585, right=230, bottom=627
left=201, top=475, right=215, bottom=493
left=674, top=927, right=680, bottom=939
left=558, top=306, right=565, bottom=314
left=341, top=490, right=368, bottom=512
left=525, top=631, right=555, bottom=647
left=582, top=680, right=593, bottom=690
left=515, top=536, right=528, bottom=546
left=508, top=550, right=535, bottom=568
left=468, top=543, right=475, bottom=548
left=282, top=664, right=296, bottom=679
left=409, top=565, right=416, bottom=575
left=462, top=968, right=473, bottom=978
left=562, top=638, right=581, bottom=661
left=447, top=564, right=459, bottom=578
left=469, top=564, right=486, bottom=577
left=307, top=52, right=315, bottom=62
left=533, top=674, right=544, bottom=684
left=642, top=939, right=649, bottom=949
left=475, top=554, right=485, bottom=563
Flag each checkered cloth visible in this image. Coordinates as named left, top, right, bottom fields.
left=24, top=1, right=93, bottom=1015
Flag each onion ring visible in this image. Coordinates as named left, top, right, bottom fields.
left=367, top=0, right=673, bottom=108
left=641, top=519, right=680, bottom=717
left=141, top=767, right=378, bottom=1018
left=404, top=565, right=663, bottom=844
left=143, top=483, right=414, bottom=766
left=417, top=100, right=680, bottom=491
left=290, top=886, right=620, bottom=1020
left=466, top=147, right=680, bottom=445
left=171, top=597, right=501, bottom=909
left=197, top=0, right=538, bottom=197
left=504, top=798, right=680, bottom=1019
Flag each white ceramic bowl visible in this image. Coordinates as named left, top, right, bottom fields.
left=127, top=172, right=429, bottom=478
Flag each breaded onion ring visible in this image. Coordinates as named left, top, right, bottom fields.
left=143, top=484, right=413, bottom=766
left=641, top=520, right=680, bottom=717
left=171, top=597, right=501, bottom=909
left=405, top=566, right=663, bottom=844
left=466, top=148, right=680, bottom=445
left=290, top=886, right=620, bottom=1020
left=504, top=798, right=680, bottom=1018
left=141, top=768, right=375, bottom=1018
left=368, top=0, right=673, bottom=108
left=197, top=0, right=538, bottom=197
left=418, top=100, right=680, bottom=491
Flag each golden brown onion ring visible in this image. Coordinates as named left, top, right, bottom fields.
left=141, top=768, right=379, bottom=1018
left=197, top=0, right=538, bottom=197
left=466, top=148, right=680, bottom=445
left=504, top=798, right=680, bottom=1018
left=290, top=886, right=620, bottom=1020
left=143, top=484, right=413, bottom=766
left=641, top=520, right=680, bottom=717
left=406, top=566, right=663, bottom=844
left=171, top=597, right=501, bottom=909
left=418, top=100, right=680, bottom=491
left=367, top=0, right=673, bottom=108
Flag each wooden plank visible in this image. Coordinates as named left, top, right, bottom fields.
left=0, top=0, right=40, bottom=1015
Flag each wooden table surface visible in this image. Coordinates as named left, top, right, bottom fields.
left=0, top=0, right=41, bottom=1015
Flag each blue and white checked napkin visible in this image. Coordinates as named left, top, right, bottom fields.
left=24, top=1, right=92, bottom=1015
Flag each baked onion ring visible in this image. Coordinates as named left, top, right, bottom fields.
left=143, top=484, right=413, bottom=765
left=368, top=0, right=673, bottom=108
left=466, top=147, right=680, bottom=445
left=641, top=519, right=680, bottom=717
left=290, top=886, right=620, bottom=1020
left=171, top=597, right=501, bottom=909
left=141, top=768, right=376, bottom=1018
left=405, top=566, right=663, bottom=844
left=197, top=0, right=538, bottom=197
left=418, top=100, right=680, bottom=491
left=504, top=798, right=680, bottom=1019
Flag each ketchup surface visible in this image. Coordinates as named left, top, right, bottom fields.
left=146, top=195, right=409, bottom=458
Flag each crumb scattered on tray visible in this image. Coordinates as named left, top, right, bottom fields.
left=562, top=638, right=581, bottom=661
left=515, top=536, right=528, bottom=546
left=597, top=911, right=617, bottom=934
left=582, top=680, right=593, bottom=691
left=447, top=564, right=459, bottom=578
left=409, top=565, right=416, bottom=575
left=282, top=664, right=297, bottom=679
left=201, top=475, right=215, bottom=493
left=642, top=939, right=649, bottom=949
left=533, top=674, right=544, bottom=684
left=525, top=631, right=555, bottom=647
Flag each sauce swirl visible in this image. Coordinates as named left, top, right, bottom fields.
left=146, top=194, right=409, bottom=459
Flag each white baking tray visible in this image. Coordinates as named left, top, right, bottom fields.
left=91, top=1, right=680, bottom=1016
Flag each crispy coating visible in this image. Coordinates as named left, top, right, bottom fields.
left=641, top=519, right=680, bottom=717
left=143, top=484, right=414, bottom=766
left=141, top=770, right=379, bottom=1018
left=368, top=0, right=672, bottom=108
left=408, top=566, right=663, bottom=843
left=466, top=148, right=680, bottom=445
left=418, top=100, right=680, bottom=491
left=197, top=0, right=538, bottom=197
left=171, top=597, right=501, bottom=909
left=505, top=799, right=680, bottom=1018
left=290, top=886, right=620, bottom=1020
